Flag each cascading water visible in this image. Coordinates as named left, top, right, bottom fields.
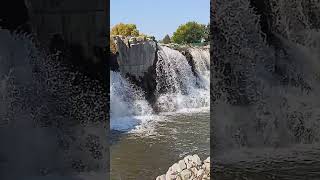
left=188, top=47, right=210, bottom=89
left=110, top=71, right=153, bottom=131
left=155, top=46, right=210, bottom=112
left=110, top=45, right=210, bottom=131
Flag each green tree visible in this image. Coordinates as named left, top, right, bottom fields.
left=111, top=23, right=140, bottom=37
left=162, top=34, right=171, bottom=44
left=172, top=22, right=207, bottom=44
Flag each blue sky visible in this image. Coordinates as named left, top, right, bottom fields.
left=111, top=0, right=210, bottom=40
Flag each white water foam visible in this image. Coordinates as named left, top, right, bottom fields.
left=110, top=71, right=155, bottom=132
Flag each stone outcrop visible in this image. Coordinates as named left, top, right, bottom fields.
left=111, top=36, right=159, bottom=105
left=156, top=155, right=210, bottom=180
left=112, top=35, right=157, bottom=78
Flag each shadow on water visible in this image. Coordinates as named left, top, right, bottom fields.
left=110, top=130, right=126, bottom=146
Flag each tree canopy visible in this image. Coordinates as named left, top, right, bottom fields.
left=172, top=22, right=207, bottom=44
left=111, top=23, right=140, bottom=37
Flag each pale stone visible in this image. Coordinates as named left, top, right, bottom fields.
left=172, top=162, right=182, bottom=173
left=204, top=156, right=210, bottom=163
left=166, top=166, right=177, bottom=180
left=197, top=169, right=204, bottom=177
left=204, top=162, right=210, bottom=171
left=156, top=174, right=166, bottom=180
left=178, top=160, right=186, bottom=171
left=190, top=167, right=198, bottom=175
left=192, top=154, right=202, bottom=166
left=184, top=155, right=193, bottom=169
left=180, top=169, right=192, bottom=180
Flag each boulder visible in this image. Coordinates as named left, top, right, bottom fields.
left=178, top=160, right=187, bottom=171
left=157, top=155, right=210, bottom=180
left=192, top=154, right=202, bottom=166
left=180, top=169, right=192, bottom=180
left=156, top=174, right=166, bottom=180
left=114, top=36, right=157, bottom=78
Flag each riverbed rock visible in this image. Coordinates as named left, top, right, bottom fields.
left=178, top=160, right=187, bottom=171
left=180, top=169, right=192, bottom=179
left=192, top=154, right=202, bottom=166
left=172, top=163, right=183, bottom=173
left=156, top=174, right=166, bottom=180
left=156, top=155, right=210, bottom=180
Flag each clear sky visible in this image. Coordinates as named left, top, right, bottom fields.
left=111, top=0, right=210, bottom=40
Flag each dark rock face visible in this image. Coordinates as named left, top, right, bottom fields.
left=110, top=52, right=120, bottom=71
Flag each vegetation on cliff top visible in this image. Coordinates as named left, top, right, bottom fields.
left=172, top=21, right=209, bottom=44
left=110, top=22, right=209, bottom=53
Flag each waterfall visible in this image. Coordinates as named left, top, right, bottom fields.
left=110, top=45, right=210, bottom=131
left=155, top=46, right=210, bottom=112
left=110, top=71, right=153, bottom=131
left=188, top=47, right=210, bottom=89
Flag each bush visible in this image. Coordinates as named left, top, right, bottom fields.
left=172, top=21, right=207, bottom=44
left=111, top=23, right=140, bottom=37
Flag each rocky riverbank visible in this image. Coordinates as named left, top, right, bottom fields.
left=156, top=155, right=210, bottom=180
